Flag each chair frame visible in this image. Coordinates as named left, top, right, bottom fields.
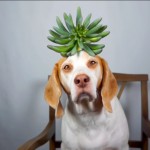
left=18, top=73, right=150, bottom=150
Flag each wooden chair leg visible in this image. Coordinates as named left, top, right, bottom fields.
left=49, top=135, right=56, bottom=150
left=142, top=132, right=148, bottom=150
left=49, top=107, right=56, bottom=150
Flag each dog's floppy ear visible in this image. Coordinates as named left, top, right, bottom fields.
left=44, top=58, right=66, bottom=118
left=100, top=58, right=118, bottom=113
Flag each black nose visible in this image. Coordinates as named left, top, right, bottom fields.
left=74, top=74, right=90, bottom=88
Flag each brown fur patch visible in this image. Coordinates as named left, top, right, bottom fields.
left=44, top=57, right=66, bottom=118
left=96, top=56, right=118, bottom=112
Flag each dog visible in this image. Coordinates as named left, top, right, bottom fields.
left=45, top=51, right=129, bottom=150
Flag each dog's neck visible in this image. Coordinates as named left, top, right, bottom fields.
left=67, top=95, right=102, bottom=116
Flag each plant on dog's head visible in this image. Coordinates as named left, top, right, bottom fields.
left=47, top=7, right=110, bottom=57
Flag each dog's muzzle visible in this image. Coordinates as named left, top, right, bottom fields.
left=75, top=92, right=94, bottom=104
left=74, top=74, right=90, bottom=88
left=73, top=74, right=96, bottom=104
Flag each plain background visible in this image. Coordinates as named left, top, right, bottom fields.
left=0, top=1, right=150, bottom=150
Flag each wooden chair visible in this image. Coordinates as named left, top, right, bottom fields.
left=18, top=73, right=150, bottom=150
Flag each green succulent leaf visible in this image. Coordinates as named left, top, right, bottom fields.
left=53, top=26, right=70, bottom=36
left=86, top=25, right=102, bottom=35
left=78, top=40, right=84, bottom=49
left=65, top=39, right=75, bottom=47
left=87, top=18, right=102, bottom=30
left=84, top=36, right=102, bottom=43
left=49, top=30, right=60, bottom=38
left=76, top=7, right=83, bottom=26
left=63, top=13, right=73, bottom=32
left=83, top=13, right=92, bottom=28
left=61, top=51, right=68, bottom=57
left=87, top=43, right=105, bottom=50
left=49, top=30, right=70, bottom=39
left=67, top=44, right=77, bottom=56
left=47, top=44, right=74, bottom=53
left=56, top=16, right=69, bottom=33
left=97, top=25, right=107, bottom=33
left=47, top=36, right=71, bottom=45
left=100, top=31, right=110, bottom=38
left=85, top=33, right=102, bottom=38
left=83, top=44, right=95, bottom=56
left=68, top=14, right=75, bottom=29
left=47, top=7, right=110, bottom=57
left=93, top=49, right=103, bottom=55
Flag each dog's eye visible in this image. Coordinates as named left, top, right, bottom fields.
left=63, top=64, right=72, bottom=72
left=87, top=60, right=98, bottom=68
left=64, top=65, right=70, bottom=70
left=90, top=60, right=97, bottom=65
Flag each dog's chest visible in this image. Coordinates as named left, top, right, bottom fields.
left=62, top=111, right=111, bottom=149
left=78, top=116, right=109, bottom=146
left=77, top=113, right=109, bottom=138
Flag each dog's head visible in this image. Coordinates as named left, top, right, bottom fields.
left=45, top=51, right=118, bottom=117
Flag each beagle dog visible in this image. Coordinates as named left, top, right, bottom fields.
left=45, top=51, right=129, bottom=150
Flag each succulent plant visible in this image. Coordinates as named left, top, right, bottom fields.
left=47, top=7, right=110, bottom=57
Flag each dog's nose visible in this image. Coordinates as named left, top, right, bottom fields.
left=74, top=74, right=90, bottom=88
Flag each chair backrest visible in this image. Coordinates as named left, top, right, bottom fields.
left=18, top=73, right=149, bottom=150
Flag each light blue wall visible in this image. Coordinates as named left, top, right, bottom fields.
left=0, top=1, right=150, bottom=150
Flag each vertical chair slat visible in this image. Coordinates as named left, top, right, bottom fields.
left=117, top=81, right=127, bottom=100
left=141, top=80, right=149, bottom=150
left=141, top=81, right=149, bottom=119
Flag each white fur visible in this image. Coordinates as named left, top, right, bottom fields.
left=61, top=97, right=129, bottom=150
left=60, top=51, right=101, bottom=103
left=60, top=51, right=129, bottom=150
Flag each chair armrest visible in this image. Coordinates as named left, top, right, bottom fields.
left=142, top=117, right=150, bottom=137
left=18, top=120, right=55, bottom=150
